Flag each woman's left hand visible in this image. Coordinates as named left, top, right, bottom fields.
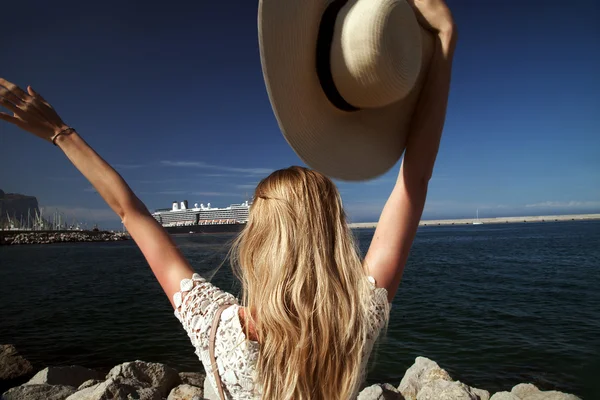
left=0, top=78, right=69, bottom=143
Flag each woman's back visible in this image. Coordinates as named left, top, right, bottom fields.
left=174, top=273, right=390, bottom=399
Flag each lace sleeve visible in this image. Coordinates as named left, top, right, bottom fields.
left=367, top=276, right=391, bottom=331
left=173, top=273, right=238, bottom=349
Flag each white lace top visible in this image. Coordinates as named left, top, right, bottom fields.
left=174, top=273, right=390, bottom=399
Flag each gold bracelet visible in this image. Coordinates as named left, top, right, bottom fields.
left=51, top=127, right=76, bottom=146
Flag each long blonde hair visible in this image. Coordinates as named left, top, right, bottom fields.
left=230, top=166, right=373, bottom=399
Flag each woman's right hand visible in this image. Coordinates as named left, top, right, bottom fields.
left=0, top=78, right=70, bottom=144
left=407, top=0, right=455, bottom=37
left=2, top=79, right=195, bottom=309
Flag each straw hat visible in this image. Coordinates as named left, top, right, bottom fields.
left=258, top=0, right=434, bottom=181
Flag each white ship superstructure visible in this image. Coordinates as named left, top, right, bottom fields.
left=152, top=200, right=250, bottom=229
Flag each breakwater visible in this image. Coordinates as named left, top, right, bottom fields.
left=0, top=230, right=129, bottom=246
left=349, top=213, right=600, bottom=229
left=0, top=345, right=581, bottom=400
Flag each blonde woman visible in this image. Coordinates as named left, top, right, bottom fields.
left=0, top=0, right=456, bottom=398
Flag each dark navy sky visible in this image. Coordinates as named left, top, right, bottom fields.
left=1, top=0, right=599, bottom=227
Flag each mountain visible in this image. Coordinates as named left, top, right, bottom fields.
left=0, top=189, right=40, bottom=227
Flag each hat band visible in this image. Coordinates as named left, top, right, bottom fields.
left=316, top=0, right=360, bottom=112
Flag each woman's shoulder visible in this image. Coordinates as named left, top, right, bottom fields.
left=173, top=273, right=239, bottom=329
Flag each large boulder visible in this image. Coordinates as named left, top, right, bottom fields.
left=357, top=383, right=403, bottom=399
left=65, top=377, right=160, bottom=400
left=167, top=384, right=204, bottom=400
left=417, top=380, right=479, bottom=400
left=27, top=366, right=103, bottom=388
left=135, top=387, right=163, bottom=400
left=398, top=357, right=453, bottom=400
left=77, top=379, right=103, bottom=390
left=178, top=371, right=206, bottom=387
left=490, top=392, right=520, bottom=400
left=2, top=383, right=76, bottom=400
left=511, top=384, right=539, bottom=399
left=471, top=386, right=491, bottom=400
left=0, top=345, right=34, bottom=380
left=105, top=360, right=181, bottom=397
left=510, top=383, right=581, bottom=400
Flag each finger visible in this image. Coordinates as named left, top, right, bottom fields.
left=0, top=86, right=26, bottom=107
left=1, top=85, right=48, bottom=121
left=0, top=78, right=33, bottom=103
left=1, top=86, right=45, bottom=120
left=0, top=111, right=38, bottom=136
left=27, top=86, right=52, bottom=108
left=26, top=86, right=65, bottom=125
left=0, top=97, right=30, bottom=120
left=24, top=85, right=54, bottom=118
left=0, top=111, right=28, bottom=128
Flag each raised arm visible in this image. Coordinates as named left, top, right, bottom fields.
left=364, top=0, right=456, bottom=302
left=0, top=79, right=193, bottom=307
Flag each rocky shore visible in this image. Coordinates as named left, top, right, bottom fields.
left=0, top=231, right=129, bottom=246
left=0, top=345, right=581, bottom=400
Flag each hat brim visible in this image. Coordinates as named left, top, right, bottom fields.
left=258, top=0, right=434, bottom=181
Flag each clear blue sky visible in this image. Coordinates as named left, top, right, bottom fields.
left=1, top=0, right=599, bottom=228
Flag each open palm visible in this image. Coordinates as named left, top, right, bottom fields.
left=0, top=78, right=69, bottom=143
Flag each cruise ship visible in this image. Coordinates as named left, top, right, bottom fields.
left=152, top=200, right=250, bottom=234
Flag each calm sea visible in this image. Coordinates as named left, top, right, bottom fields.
left=1, top=221, right=599, bottom=398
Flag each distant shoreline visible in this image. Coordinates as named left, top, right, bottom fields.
left=349, top=213, right=600, bottom=229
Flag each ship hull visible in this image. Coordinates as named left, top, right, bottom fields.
left=164, top=223, right=245, bottom=235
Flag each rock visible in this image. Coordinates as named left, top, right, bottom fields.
left=106, top=360, right=181, bottom=397
left=398, top=357, right=453, bottom=400
left=417, top=380, right=479, bottom=400
left=490, top=392, right=520, bottom=400
left=471, top=386, right=491, bottom=400
left=524, top=393, right=581, bottom=400
left=509, top=383, right=581, bottom=400
left=2, top=383, right=76, bottom=400
left=65, top=377, right=153, bottom=400
left=134, top=387, right=163, bottom=400
left=511, top=383, right=539, bottom=399
left=27, top=366, right=103, bottom=388
left=167, top=384, right=204, bottom=400
left=357, top=383, right=403, bottom=399
left=0, top=344, right=34, bottom=380
left=77, top=379, right=103, bottom=390
left=178, top=371, right=206, bottom=387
